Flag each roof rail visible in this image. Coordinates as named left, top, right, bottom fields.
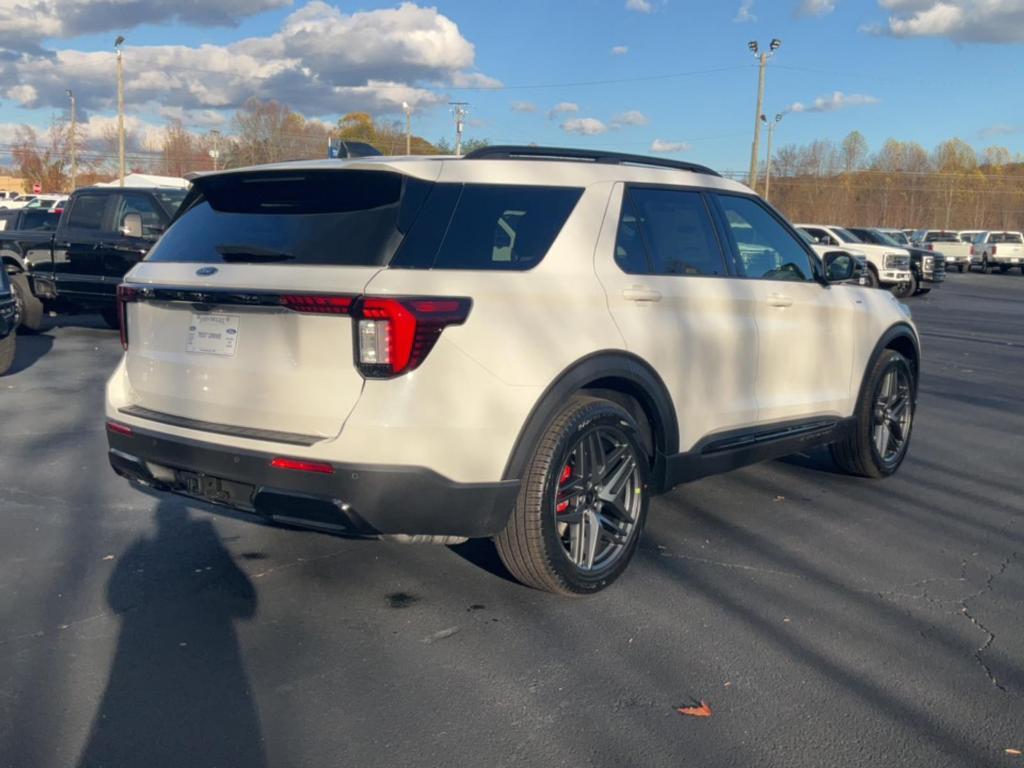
left=462, top=145, right=720, bottom=177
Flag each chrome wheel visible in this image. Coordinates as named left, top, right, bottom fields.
left=552, top=425, right=643, bottom=573
left=872, top=365, right=913, bottom=464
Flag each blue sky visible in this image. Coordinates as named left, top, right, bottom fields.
left=2, top=0, right=1023, bottom=172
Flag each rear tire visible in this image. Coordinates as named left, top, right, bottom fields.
left=9, top=272, right=42, bottom=332
left=495, top=395, right=650, bottom=595
left=982, top=256, right=992, bottom=274
left=831, top=350, right=915, bottom=479
left=0, top=334, right=14, bottom=375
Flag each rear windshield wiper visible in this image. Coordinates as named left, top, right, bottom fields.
left=216, top=244, right=296, bottom=262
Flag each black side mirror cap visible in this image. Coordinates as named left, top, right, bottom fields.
left=823, top=250, right=857, bottom=282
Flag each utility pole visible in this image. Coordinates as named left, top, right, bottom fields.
left=66, top=89, right=77, bottom=191
left=761, top=112, right=783, bottom=202
left=115, top=35, right=126, bottom=187
left=746, top=38, right=780, bottom=190
left=402, top=101, right=412, bottom=155
left=450, top=102, right=468, bottom=155
left=208, top=129, right=221, bottom=171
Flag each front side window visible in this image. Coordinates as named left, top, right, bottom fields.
left=718, top=195, right=817, bottom=282
left=117, top=193, right=165, bottom=237
left=617, top=187, right=726, bottom=276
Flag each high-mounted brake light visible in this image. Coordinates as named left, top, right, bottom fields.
left=269, top=457, right=334, bottom=474
left=116, top=284, right=138, bottom=350
left=280, top=294, right=354, bottom=314
left=353, top=296, right=472, bottom=377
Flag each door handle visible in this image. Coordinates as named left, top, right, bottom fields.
left=622, top=286, right=662, bottom=302
left=767, top=293, right=793, bottom=307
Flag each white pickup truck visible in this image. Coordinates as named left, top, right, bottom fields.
left=970, top=231, right=1024, bottom=274
left=911, top=230, right=972, bottom=273
left=796, top=224, right=913, bottom=296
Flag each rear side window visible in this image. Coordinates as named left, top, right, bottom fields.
left=430, top=185, right=582, bottom=270
left=21, top=210, right=57, bottom=231
left=147, top=170, right=415, bottom=266
left=614, top=187, right=725, bottom=276
left=66, top=194, right=108, bottom=232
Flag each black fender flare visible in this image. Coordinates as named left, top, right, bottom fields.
left=857, top=322, right=921, bottom=406
left=501, top=350, right=679, bottom=485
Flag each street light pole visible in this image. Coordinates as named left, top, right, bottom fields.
left=762, top=112, right=783, bottom=202
left=115, top=36, right=125, bottom=187
left=746, top=39, right=780, bottom=190
left=208, top=129, right=221, bottom=171
left=402, top=101, right=412, bottom=155
left=450, top=102, right=468, bottom=156
left=66, top=89, right=77, bottom=191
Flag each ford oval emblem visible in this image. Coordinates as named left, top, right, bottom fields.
left=196, top=266, right=219, bottom=277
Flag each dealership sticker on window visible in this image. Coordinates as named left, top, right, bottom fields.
left=186, top=313, right=240, bottom=356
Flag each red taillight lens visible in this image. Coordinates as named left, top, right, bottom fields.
left=992, top=245, right=998, bottom=256
left=269, top=457, right=334, bottom=474
left=106, top=420, right=133, bottom=436
left=116, top=284, right=138, bottom=350
left=280, top=294, right=354, bottom=314
left=926, top=243, right=933, bottom=251
left=353, top=296, right=471, bottom=377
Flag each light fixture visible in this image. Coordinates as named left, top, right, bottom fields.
left=747, top=40, right=758, bottom=54
left=770, top=38, right=782, bottom=51
left=114, top=35, right=124, bottom=48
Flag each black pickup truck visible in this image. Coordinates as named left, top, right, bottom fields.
left=0, top=267, right=16, bottom=373
left=2, top=186, right=186, bottom=330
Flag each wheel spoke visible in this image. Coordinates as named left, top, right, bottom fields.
left=874, top=422, right=890, bottom=456
left=582, top=509, right=600, bottom=569
left=588, top=432, right=606, bottom=483
left=600, top=454, right=635, bottom=501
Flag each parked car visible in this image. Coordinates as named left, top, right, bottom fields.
left=0, top=194, right=38, bottom=210
left=0, top=191, right=18, bottom=201
left=795, top=224, right=914, bottom=296
left=105, top=145, right=920, bottom=595
left=909, top=230, right=971, bottom=273
left=0, top=266, right=16, bottom=374
left=970, top=231, right=1024, bottom=274
left=0, top=208, right=65, bottom=327
left=796, top=229, right=870, bottom=286
left=958, top=230, right=984, bottom=246
left=847, top=227, right=945, bottom=295
left=22, top=194, right=65, bottom=211
left=9, top=185, right=187, bottom=331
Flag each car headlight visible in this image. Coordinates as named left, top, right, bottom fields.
left=884, top=253, right=910, bottom=269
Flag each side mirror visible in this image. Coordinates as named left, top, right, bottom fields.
left=121, top=212, right=142, bottom=238
left=824, top=251, right=856, bottom=282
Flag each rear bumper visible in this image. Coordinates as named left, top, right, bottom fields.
left=107, top=426, right=519, bottom=538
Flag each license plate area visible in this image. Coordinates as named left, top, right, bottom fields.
left=177, top=469, right=255, bottom=510
left=186, top=312, right=240, bottom=356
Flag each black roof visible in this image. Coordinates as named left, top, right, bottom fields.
left=463, top=145, right=720, bottom=177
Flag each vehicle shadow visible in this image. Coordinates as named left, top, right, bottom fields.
left=7, top=332, right=53, bottom=374
left=448, top=538, right=518, bottom=584
left=76, top=500, right=266, bottom=768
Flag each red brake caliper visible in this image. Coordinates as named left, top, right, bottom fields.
left=556, top=463, right=572, bottom=513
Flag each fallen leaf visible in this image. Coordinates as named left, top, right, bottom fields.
left=783, top=617, right=792, bottom=623
left=1006, top=748, right=1022, bottom=756
left=676, top=700, right=713, bottom=718
left=773, top=495, right=785, bottom=502
left=723, top=681, right=732, bottom=687
left=423, top=626, right=460, bottom=644
left=101, top=555, right=114, bottom=561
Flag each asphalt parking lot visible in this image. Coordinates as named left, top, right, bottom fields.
left=0, top=272, right=1021, bottom=768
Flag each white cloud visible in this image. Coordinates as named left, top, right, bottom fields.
left=561, top=118, right=608, bottom=135
left=510, top=100, right=537, bottom=113
left=0, top=3, right=495, bottom=120
left=6, top=84, right=39, bottom=107
left=785, top=91, right=879, bottom=113
left=625, top=0, right=653, bottom=13
left=650, top=139, right=691, bottom=153
left=979, top=122, right=1020, bottom=139
left=547, top=101, right=580, bottom=119
left=796, top=0, right=837, bottom=16
left=611, top=45, right=629, bottom=55
left=735, top=0, right=757, bottom=22
left=610, top=110, right=649, bottom=127
left=0, top=0, right=292, bottom=50
left=868, top=0, right=1024, bottom=42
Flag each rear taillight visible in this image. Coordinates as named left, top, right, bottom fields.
left=353, top=297, right=471, bottom=378
left=106, top=420, right=133, bottom=436
left=926, top=243, right=934, bottom=251
left=116, top=284, right=138, bottom=350
left=269, top=457, right=334, bottom=474
left=992, top=245, right=998, bottom=256
left=970, top=245, right=975, bottom=255
left=280, top=294, right=354, bottom=314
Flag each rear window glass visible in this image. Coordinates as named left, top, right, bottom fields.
left=990, top=232, right=1023, bottom=244
left=66, top=194, right=108, bottom=231
left=428, top=184, right=582, bottom=270
left=925, top=231, right=958, bottom=242
left=146, top=170, right=414, bottom=266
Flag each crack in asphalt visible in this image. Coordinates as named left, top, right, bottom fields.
left=960, top=554, right=1015, bottom=695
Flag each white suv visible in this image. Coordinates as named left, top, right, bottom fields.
left=105, top=146, right=920, bottom=595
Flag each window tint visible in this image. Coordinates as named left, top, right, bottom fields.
left=718, top=195, right=817, bottom=282
left=154, top=189, right=187, bottom=216
left=613, top=194, right=649, bottom=274
left=924, top=231, right=958, bottom=242
left=66, top=194, right=108, bottom=232
left=990, top=232, right=1023, bottom=244
left=118, top=193, right=164, bottom=237
left=431, top=184, right=582, bottom=270
left=21, top=210, right=57, bottom=231
left=800, top=227, right=834, bottom=246
left=620, top=188, right=725, bottom=276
